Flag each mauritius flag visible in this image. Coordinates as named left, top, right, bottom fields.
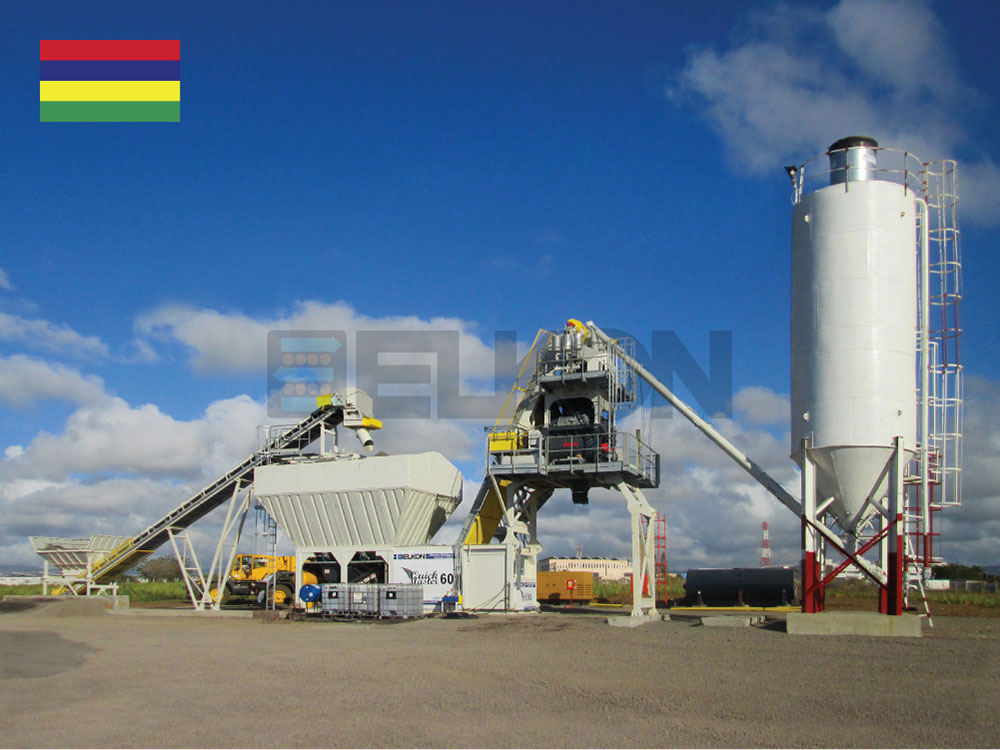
left=40, top=40, right=180, bottom=122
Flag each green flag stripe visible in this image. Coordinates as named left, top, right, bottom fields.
left=40, top=101, right=180, bottom=122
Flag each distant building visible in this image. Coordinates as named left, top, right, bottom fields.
left=539, top=556, right=632, bottom=581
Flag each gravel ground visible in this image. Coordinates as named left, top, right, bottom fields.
left=1, top=601, right=998, bottom=748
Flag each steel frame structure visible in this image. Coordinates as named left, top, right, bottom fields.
left=799, top=437, right=907, bottom=615
left=459, top=324, right=660, bottom=617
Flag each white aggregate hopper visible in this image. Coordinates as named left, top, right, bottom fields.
left=254, top=452, right=463, bottom=548
left=29, top=535, right=131, bottom=575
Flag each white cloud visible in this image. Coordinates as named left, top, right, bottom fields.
left=1, top=394, right=267, bottom=483
left=0, top=355, right=107, bottom=408
left=0, top=392, right=275, bottom=566
left=825, top=0, right=961, bottom=95
left=524, top=404, right=802, bottom=570
left=537, top=374, right=1000, bottom=571
left=0, top=268, right=12, bottom=291
left=958, top=159, right=1000, bottom=230
left=3, top=375, right=996, bottom=572
left=373, top=418, right=481, bottom=463
left=668, top=0, right=1000, bottom=225
left=135, top=300, right=519, bottom=421
left=732, top=386, right=790, bottom=427
left=135, top=299, right=503, bottom=381
left=0, top=312, right=109, bottom=358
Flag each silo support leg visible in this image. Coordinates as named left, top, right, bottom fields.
left=618, top=482, right=657, bottom=617
left=800, top=443, right=824, bottom=613
left=882, top=437, right=906, bottom=615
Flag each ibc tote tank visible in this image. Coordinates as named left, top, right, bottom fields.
left=790, top=137, right=917, bottom=531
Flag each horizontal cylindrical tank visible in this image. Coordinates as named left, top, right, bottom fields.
left=791, top=141, right=917, bottom=529
left=298, top=584, right=321, bottom=602
left=684, top=567, right=796, bottom=607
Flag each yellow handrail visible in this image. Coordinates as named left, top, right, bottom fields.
left=494, top=328, right=552, bottom=427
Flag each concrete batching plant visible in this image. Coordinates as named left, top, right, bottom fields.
left=26, top=138, right=964, bottom=629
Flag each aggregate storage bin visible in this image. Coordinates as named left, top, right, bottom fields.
left=379, top=584, right=424, bottom=618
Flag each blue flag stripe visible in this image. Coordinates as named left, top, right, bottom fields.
left=40, top=60, right=180, bottom=81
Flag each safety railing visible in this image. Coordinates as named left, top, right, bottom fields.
left=486, top=425, right=658, bottom=485
left=790, top=146, right=926, bottom=203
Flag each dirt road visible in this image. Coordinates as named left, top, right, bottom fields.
left=1, top=602, right=997, bottom=748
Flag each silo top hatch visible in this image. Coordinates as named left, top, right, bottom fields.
left=828, top=136, right=879, bottom=184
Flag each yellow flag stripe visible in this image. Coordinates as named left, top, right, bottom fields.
left=40, top=80, right=180, bottom=102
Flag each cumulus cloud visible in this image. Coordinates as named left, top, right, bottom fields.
left=0, top=268, right=12, bottom=291
left=135, top=300, right=519, bottom=420
left=934, top=376, right=1000, bottom=563
left=0, top=355, right=107, bottom=408
left=136, top=299, right=506, bottom=377
left=0, top=312, right=109, bottom=358
left=668, top=0, right=1000, bottom=225
left=4, top=374, right=996, bottom=571
left=528, top=404, right=802, bottom=570
left=537, top=373, right=1000, bottom=571
left=733, top=386, right=790, bottom=427
left=1, top=394, right=268, bottom=483
left=0, top=391, right=277, bottom=565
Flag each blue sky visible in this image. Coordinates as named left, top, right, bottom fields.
left=2, top=0, right=998, bottom=570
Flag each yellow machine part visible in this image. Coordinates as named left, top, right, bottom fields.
left=463, top=480, right=509, bottom=545
left=231, top=554, right=295, bottom=582
left=565, top=318, right=590, bottom=341
left=488, top=430, right=526, bottom=452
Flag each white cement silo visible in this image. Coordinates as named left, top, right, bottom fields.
left=790, top=137, right=917, bottom=532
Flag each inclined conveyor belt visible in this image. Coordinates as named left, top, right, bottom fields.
left=82, top=405, right=343, bottom=584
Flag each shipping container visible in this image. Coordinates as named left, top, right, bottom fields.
left=536, top=570, right=594, bottom=604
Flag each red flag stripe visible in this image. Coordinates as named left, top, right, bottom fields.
left=40, top=40, right=179, bottom=61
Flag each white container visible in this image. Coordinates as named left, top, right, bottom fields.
left=791, top=178, right=917, bottom=528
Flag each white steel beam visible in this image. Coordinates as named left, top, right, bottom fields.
left=617, top=482, right=658, bottom=617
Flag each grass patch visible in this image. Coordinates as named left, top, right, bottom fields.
left=593, top=575, right=685, bottom=604
left=920, top=591, right=1000, bottom=608
left=119, top=580, right=188, bottom=602
left=1, top=581, right=188, bottom=602
left=0, top=584, right=44, bottom=596
left=816, top=578, right=1000, bottom=616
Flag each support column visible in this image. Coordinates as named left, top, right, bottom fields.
left=800, top=439, right=823, bottom=613
left=887, top=436, right=906, bottom=615
left=619, top=482, right=657, bottom=617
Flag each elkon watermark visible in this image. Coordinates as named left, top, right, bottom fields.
left=267, top=329, right=732, bottom=420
